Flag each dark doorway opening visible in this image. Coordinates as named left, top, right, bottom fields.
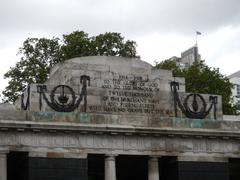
left=28, top=157, right=87, bottom=180
left=159, top=156, right=178, bottom=180
left=88, top=154, right=105, bottom=180
left=178, top=161, right=229, bottom=180
left=229, top=158, right=240, bottom=180
left=7, top=151, right=29, bottom=180
left=116, top=155, right=148, bottom=180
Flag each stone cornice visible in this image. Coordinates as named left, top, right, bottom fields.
left=0, top=120, right=240, bottom=140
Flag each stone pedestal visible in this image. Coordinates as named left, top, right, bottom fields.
left=148, top=156, right=160, bottom=180
left=0, top=153, right=7, bottom=180
left=105, top=155, right=117, bottom=180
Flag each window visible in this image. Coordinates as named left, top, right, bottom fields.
left=236, top=84, right=240, bottom=97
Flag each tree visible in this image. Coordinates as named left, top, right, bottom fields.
left=155, top=59, right=237, bottom=115
left=154, top=58, right=183, bottom=77
left=61, top=31, right=93, bottom=59
left=2, top=31, right=139, bottom=103
left=92, top=32, right=138, bottom=58
left=2, top=37, right=63, bottom=102
left=61, top=31, right=138, bottom=59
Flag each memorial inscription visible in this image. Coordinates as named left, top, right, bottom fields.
left=88, top=75, right=162, bottom=114
left=18, top=56, right=221, bottom=121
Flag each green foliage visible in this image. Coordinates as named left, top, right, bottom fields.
left=154, top=59, right=183, bottom=77
left=93, top=32, right=138, bottom=58
left=2, top=37, right=63, bottom=102
left=155, top=59, right=237, bottom=115
left=155, top=59, right=178, bottom=70
left=2, top=31, right=138, bottom=103
left=61, top=31, right=93, bottom=59
left=61, top=31, right=139, bottom=59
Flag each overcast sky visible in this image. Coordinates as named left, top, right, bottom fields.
left=1, top=0, right=240, bottom=96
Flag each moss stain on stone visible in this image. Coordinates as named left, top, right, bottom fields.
left=33, top=111, right=91, bottom=123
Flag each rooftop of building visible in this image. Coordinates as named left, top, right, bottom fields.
left=228, top=70, right=240, bottom=79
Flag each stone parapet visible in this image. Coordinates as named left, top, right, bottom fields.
left=14, top=56, right=221, bottom=121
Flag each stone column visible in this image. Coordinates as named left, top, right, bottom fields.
left=148, top=156, right=160, bottom=180
left=105, top=155, right=117, bottom=180
left=0, top=153, right=7, bottom=180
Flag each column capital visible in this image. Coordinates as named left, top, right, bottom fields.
left=0, top=148, right=9, bottom=155
left=0, top=151, right=8, bottom=159
left=0, top=154, right=7, bottom=159
left=105, top=156, right=117, bottom=162
left=105, top=154, right=118, bottom=157
left=105, top=154, right=118, bottom=159
left=149, top=156, right=161, bottom=161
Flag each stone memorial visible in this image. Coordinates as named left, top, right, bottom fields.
left=0, top=56, right=239, bottom=180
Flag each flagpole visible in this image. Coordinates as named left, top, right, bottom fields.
left=195, top=31, right=202, bottom=47
left=195, top=32, right=198, bottom=47
left=195, top=31, right=202, bottom=62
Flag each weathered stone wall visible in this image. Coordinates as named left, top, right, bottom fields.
left=0, top=56, right=239, bottom=180
left=0, top=128, right=240, bottom=157
left=17, top=56, right=222, bottom=125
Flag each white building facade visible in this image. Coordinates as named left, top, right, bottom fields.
left=228, top=70, right=240, bottom=105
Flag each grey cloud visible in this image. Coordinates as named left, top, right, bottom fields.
left=1, top=0, right=240, bottom=41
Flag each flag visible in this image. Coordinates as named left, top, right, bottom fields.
left=196, top=31, right=202, bottom=35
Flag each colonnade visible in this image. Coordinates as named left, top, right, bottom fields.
left=0, top=151, right=234, bottom=180
left=0, top=152, right=160, bottom=180
left=105, top=154, right=160, bottom=180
